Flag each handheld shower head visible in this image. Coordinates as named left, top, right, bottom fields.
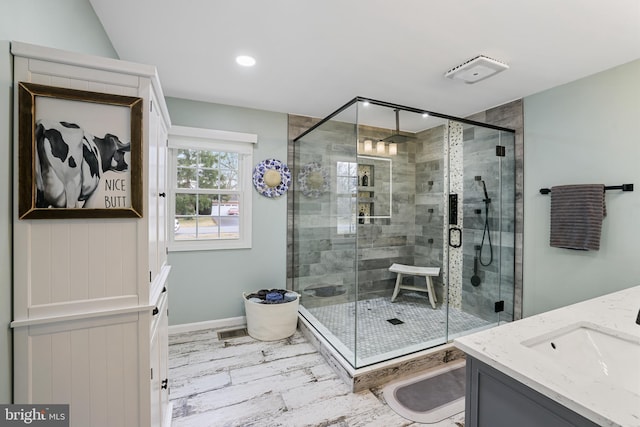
left=481, top=180, right=490, bottom=203
left=475, top=176, right=490, bottom=203
left=475, top=178, right=493, bottom=267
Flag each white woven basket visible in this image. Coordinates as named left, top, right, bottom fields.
left=243, top=292, right=300, bottom=341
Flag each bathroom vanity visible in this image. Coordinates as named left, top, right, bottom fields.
left=455, top=286, right=640, bottom=427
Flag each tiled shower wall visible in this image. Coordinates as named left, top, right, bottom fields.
left=287, top=99, right=524, bottom=319
left=355, top=124, right=417, bottom=300
left=288, top=117, right=419, bottom=307
left=413, top=125, right=446, bottom=303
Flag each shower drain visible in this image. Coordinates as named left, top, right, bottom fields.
left=387, top=318, right=404, bottom=325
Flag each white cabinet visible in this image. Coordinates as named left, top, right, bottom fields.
left=150, top=292, right=170, bottom=426
left=11, top=42, right=172, bottom=427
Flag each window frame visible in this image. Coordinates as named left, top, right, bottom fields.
left=168, top=125, right=256, bottom=251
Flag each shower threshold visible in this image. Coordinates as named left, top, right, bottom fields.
left=298, top=307, right=494, bottom=392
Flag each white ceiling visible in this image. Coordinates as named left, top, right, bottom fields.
left=90, top=0, right=640, bottom=131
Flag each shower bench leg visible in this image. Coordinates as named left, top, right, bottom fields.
left=389, top=263, right=440, bottom=309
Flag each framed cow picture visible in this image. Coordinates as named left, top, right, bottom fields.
left=18, top=82, right=143, bottom=219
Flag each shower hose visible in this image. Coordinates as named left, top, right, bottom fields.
left=480, top=183, right=493, bottom=267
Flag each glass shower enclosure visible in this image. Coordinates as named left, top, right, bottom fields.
left=291, top=98, right=515, bottom=368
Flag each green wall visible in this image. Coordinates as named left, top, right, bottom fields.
left=166, top=97, right=289, bottom=325
left=523, top=59, right=640, bottom=316
left=0, top=0, right=117, bottom=59
left=1, top=0, right=116, bottom=404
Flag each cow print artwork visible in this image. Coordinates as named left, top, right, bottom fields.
left=34, top=119, right=131, bottom=209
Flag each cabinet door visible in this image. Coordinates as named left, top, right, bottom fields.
left=150, top=291, right=169, bottom=426
left=157, top=119, right=168, bottom=271
left=148, top=95, right=160, bottom=284
left=148, top=92, right=169, bottom=286
left=159, top=295, right=170, bottom=425
left=149, top=329, right=161, bottom=427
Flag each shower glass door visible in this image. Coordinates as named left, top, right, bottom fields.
left=446, top=121, right=515, bottom=339
left=354, top=103, right=449, bottom=366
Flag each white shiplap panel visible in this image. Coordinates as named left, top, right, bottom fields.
left=103, top=222, right=124, bottom=297
left=30, top=222, right=53, bottom=306
left=29, top=334, right=53, bottom=403
left=51, top=331, right=72, bottom=404
left=86, top=81, right=106, bottom=94
left=121, top=222, right=139, bottom=296
left=68, top=222, right=90, bottom=301
left=106, top=324, right=125, bottom=427
left=70, top=329, right=91, bottom=427
left=50, top=224, right=71, bottom=304
left=122, top=86, right=138, bottom=97
left=12, top=328, right=29, bottom=401
left=124, top=318, right=141, bottom=424
left=49, top=75, right=71, bottom=88
left=88, top=325, right=108, bottom=426
left=28, top=72, right=52, bottom=85
left=88, top=81, right=136, bottom=96
left=103, top=221, right=138, bottom=297
left=136, top=312, right=152, bottom=427
left=68, top=79, right=90, bottom=91
left=88, top=223, right=107, bottom=299
left=12, top=55, right=32, bottom=321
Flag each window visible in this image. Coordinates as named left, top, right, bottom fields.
left=168, top=126, right=256, bottom=251
left=336, top=161, right=358, bottom=235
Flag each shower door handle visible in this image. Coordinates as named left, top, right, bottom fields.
left=448, top=227, right=462, bottom=248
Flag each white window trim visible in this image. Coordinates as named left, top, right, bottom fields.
left=168, top=126, right=256, bottom=251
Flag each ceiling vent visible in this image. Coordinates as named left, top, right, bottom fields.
left=445, top=55, right=509, bottom=84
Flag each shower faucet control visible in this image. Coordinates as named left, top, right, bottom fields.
left=448, top=194, right=458, bottom=224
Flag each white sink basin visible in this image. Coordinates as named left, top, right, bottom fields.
left=522, top=322, right=640, bottom=395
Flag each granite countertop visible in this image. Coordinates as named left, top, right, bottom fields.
left=454, top=285, right=640, bottom=427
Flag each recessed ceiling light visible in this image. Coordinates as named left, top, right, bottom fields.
left=236, top=55, right=256, bottom=67
left=422, top=112, right=430, bottom=118
left=362, top=100, right=370, bottom=107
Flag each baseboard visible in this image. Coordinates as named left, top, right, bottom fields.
left=168, top=316, right=246, bottom=334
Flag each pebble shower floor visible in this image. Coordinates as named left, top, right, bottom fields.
left=306, top=292, right=491, bottom=363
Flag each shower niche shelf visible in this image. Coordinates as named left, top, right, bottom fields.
left=358, top=164, right=375, bottom=224
left=359, top=164, right=374, bottom=187
left=358, top=199, right=374, bottom=224
left=356, top=155, right=392, bottom=223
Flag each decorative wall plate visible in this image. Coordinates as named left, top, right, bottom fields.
left=297, top=161, right=329, bottom=198
left=253, top=158, right=291, bottom=198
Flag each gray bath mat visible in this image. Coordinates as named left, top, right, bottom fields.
left=383, top=360, right=466, bottom=423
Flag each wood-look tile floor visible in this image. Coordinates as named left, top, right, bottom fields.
left=169, top=328, right=465, bottom=427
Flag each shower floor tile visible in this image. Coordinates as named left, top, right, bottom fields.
left=305, top=292, right=493, bottom=363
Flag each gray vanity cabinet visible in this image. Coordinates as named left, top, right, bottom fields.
left=465, top=356, right=600, bottom=427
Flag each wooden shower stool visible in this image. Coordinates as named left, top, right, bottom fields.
left=389, top=263, right=441, bottom=309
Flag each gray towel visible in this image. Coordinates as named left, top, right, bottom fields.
left=549, top=184, right=606, bottom=251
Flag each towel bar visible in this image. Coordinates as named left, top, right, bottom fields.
left=540, top=183, right=633, bottom=195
